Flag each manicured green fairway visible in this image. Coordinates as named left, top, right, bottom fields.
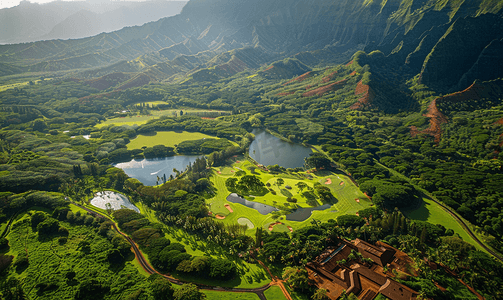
left=127, top=131, right=216, bottom=149
left=208, top=158, right=371, bottom=233
left=264, top=286, right=288, bottom=300
left=403, top=198, right=483, bottom=251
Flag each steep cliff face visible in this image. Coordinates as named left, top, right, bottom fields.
left=419, top=14, right=503, bottom=91
left=0, top=0, right=502, bottom=89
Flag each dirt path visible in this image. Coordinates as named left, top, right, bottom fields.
left=256, top=259, right=293, bottom=300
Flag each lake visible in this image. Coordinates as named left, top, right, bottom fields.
left=114, top=155, right=201, bottom=186
left=91, top=191, right=139, bottom=213
left=249, top=129, right=312, bottom=168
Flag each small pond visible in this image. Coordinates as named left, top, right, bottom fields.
left=248, top=129, right=312, bottom=168
left=227, top=193, right=279, bottom=215
left=286, top=204, right=332, bottom=221
left=114, top=155, right=201, bottom=186
left=226, top=193, right=333, bottom=221
left=91, top=191, right=139, bottom=213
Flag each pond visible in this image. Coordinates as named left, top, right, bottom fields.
left=90, top=191, right=139, bottom=213
left=114, top=155, right=201, bottom=186
left=248, top=129, right=312, bottom=168
left=226, top=193, right=279, bottom=215
left=286, top=204, right=332, bottom=221
left=226, top=193, right=333, bottom=221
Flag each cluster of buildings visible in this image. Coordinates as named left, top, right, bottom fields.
left=307, top=239, right=418, bottom=300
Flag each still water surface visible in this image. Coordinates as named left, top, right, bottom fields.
left=248, top=130, right=312, bottom=169
left=114, top=155, right=201, bottom=186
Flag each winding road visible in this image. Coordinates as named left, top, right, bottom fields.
left=73, top=202, right=290, bottom=300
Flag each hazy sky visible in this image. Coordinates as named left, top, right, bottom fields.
left=1, top=0, right=71, bottom=9
left=0, top=0, right=176, bottom=10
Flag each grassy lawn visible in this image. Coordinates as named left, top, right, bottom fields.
left=208, top=158, right=371, bottom=233
left=203, top=290, right=261, bottom=300
left=69, top=203, right=89, bottom=215
left=0, top=78, right=51, bottom=92
left=403, top=198, right=484, bottom=251
left=95, top=108, right=231, bottom=128
left=264, top=286, right=288, bottom=300
left=127, top=131, right=216, bottom=149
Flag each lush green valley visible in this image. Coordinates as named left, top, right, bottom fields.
left=1, top=0, right=503, bottom=299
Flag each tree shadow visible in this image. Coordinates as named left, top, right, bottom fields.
left=402, top=198, right=431, bottom=221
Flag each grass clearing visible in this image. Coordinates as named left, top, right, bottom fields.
left=203, top=290, right=261, bottom=300
left=127, top=131, right=216, bottom=149
left=0, top=78, right=51, bottom=92
left=403, top=198, right=484, bottom=251
left=264, top=286, right=288, bottom=300
left=95, top=108, right=231, bottom=128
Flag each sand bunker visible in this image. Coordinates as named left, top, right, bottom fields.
left=237, top=217, right=254, bottom=229
left=287, top=226, right=293, bottom=232
left=355, top=198, right=360, bottom=203
left=339, top=181, right=344, bottom=186
left=325, top=178, right=332, bottom=184
left=224, top=204, right=234, bottom=213
left=215, top=214, right=226, bottom=219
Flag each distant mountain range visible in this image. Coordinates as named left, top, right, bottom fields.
left=1, top=0, right=503, bottom=94
left=0, top=0, right=187, bottom=44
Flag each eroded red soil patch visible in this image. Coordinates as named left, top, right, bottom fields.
left=345, top=60, right=353, bottom=66
left=322, top=71, right=337, bottom=83
left=277, top=91, right=295, bottom=96
left=410, top=98, right=447, bottom=143
left=302, top=79, right=347, bottom=97
left=263, top=65, right=274, bottom=71
left=350, top=80, right=375, bottom=109
left=349, top=70, right=357, bottom=76
left=411, top=81, right=503, bottom=143
left=283, top=71, right=312, bottom=86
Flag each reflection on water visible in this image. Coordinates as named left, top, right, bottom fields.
left=249, top=130, right=312, bottom=168
left=226, top=193, right=333, bottom=221
left=226, top=193, right=279, bottom=215
left=114, top=155, right=201, bottom=186
left=90, top=191, right=139, bottom=212
left=286, top=204, right=332, bottom=221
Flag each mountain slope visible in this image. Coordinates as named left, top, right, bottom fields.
left=1, top=0, right=502, bottom=96
left=0, top=0, right=187, bottom=44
